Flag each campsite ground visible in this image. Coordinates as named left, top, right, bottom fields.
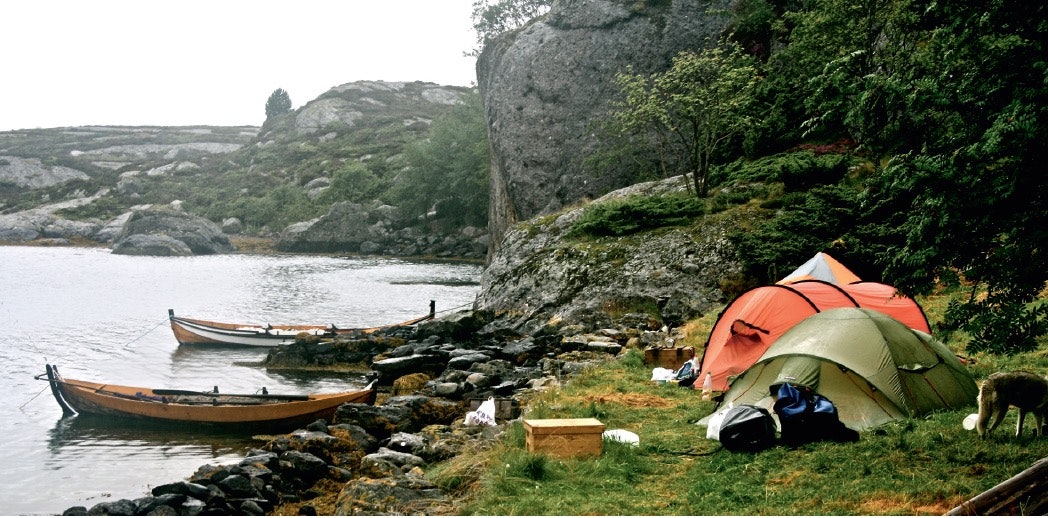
left=425, top=288, right=1048, bottom=515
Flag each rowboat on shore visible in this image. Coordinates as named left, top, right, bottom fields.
left=38, top=364, right=375, bottom=429
left=168, top=301, right=436, bottom=347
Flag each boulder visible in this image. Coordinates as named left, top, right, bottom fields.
left=334, top=472, right=444, bottom=516
left=360, top=447, right=426, bottom=478
left=111, top=207, right=234, bottom=255
left=275, top=201, right=400, bottom=253
left=386, top=432, right=429, bottom=458
left=334, top=396, right=463, bottom=438
left=86, top=499, right=136, bottom=516
left=111, top=234, right=194, bottom=256
left=221, top=217, right=243, bottom=234
left=0, top=155, right=88, bottom=188
left=371, top=354, right=445, bottom=384
left=278, top=450, right=329, bottom=482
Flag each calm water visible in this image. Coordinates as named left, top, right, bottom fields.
left=0, top=246, right=481, bottom=515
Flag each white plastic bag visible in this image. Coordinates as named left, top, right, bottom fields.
left=464, top=396, right=497, bottom=427
left=603, top=429, right=640, bottom=447
left=651, top=367, right=677, bottom=382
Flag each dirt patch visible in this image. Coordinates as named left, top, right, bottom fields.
left=856, top=495, right=955, bottom=515
left=767, top=470, right=807, bottom=487
left=585, top=393, right=675, bottom=408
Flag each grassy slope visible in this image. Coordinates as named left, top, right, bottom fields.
left=429, top=287, right=1048, bottom=515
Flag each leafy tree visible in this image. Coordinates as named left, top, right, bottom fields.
left=611, top=42, right=759, bottom=197
left=468, top=0, right=552, bottom=56
left=725, top=0, right=1047, bottom=352
left=393, top=93, right=490, bottom=227
left=265, top=88, right=293, bottom=119
left=852, top=0, right=1048, bottom=353
left=316, top=161, right=381, bottom=205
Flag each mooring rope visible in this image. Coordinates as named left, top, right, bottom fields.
left=18, top=384, right=50, bottom=412
left=119, top=318, right=170, bottom=349
left=435, top=301, right=475, bottom=315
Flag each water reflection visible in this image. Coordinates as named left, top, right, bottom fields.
left=168, top=344, right=370, bottom=393
left=46, top=414, right=259, bottom=465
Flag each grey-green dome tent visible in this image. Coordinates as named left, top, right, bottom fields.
left=719, top=307, right=978, bottom=431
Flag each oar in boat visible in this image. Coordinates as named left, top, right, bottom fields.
left=152, top=380, right=375, bottom=401
left=151, top=388, right=311, bottom=401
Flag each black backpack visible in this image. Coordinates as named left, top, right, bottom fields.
left=718, top=404, right=777, bottom=453
left=772, top=383, right=859, bottom=447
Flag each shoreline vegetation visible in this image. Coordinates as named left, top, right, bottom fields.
left=0, top=237, right=486, bottom=265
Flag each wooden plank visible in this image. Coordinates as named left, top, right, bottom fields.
left=947, top=457, right=1048, bottom=515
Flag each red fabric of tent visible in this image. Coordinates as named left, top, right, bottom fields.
left=696, top=280, right=930, bottom=392
left=840, top=281, right=930, bottom=333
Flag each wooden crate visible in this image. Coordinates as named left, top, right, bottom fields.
left=643, top=346, right=695, bottom=370
left=523, top=418, right=605, bottom=458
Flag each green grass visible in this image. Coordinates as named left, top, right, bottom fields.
left=430, top=289, right=1048, bottom=515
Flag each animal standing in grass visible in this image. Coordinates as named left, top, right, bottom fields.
left=976, top=371, right=1048, bottom=439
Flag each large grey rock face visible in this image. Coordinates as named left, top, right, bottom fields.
left=275, top=201, right=400, bottom=253
left=0, top=156, right=88, bottom=188
left=477, top=0, right=734, bottom=254
left=111, top=208, right=234, bottom=255
left=291, top=81, right=468, bottom=135
left=475, top=177, right=743, bottom=331
left=275, top=201, right=489, bottom=259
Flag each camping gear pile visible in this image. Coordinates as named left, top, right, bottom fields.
left=697, top=253, right=979, bottom=450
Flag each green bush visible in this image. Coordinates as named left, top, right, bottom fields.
left=55, top=197, right=127, bottom=221
left=712, top=150, right=854, bottom=190
left=570, top=194, right=705, bottom=238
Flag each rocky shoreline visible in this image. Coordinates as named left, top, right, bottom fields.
left=59, top=308, right=677, bottom=516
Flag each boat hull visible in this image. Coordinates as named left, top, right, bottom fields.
left=43, top=365, right=374, bottom=430
left=168, top=303, right=435, bottom=347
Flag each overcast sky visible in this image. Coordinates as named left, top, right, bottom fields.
left=0, top=0, right=479, bottom=132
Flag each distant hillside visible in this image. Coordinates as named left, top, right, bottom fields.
left=0, top=81, right=489, bottom=259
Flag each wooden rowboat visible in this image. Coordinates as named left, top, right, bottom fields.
left=39, top=364, right=374, bottom=430
left=168, top=301, right=435, bottom=347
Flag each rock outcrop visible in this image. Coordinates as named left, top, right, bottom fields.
left=111, top=207, right=235, bottom=256
left=0, top=155, right=88, bottom=189
left=289, top=81, right=465, bottom=135
left=477, top=0, right=734, bottom=254
left=275, top=201, right=489, bottom=259
left=475, top=176, right=747, bottom=332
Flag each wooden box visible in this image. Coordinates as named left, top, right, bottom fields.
left=644, top=346, right=695, bottom=370
left=523, top=418, right=605, bottom=458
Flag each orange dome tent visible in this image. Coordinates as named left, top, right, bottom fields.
left=695, top=253, right=930, bottom=392
left=776, top=251, right=862, bottom=285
